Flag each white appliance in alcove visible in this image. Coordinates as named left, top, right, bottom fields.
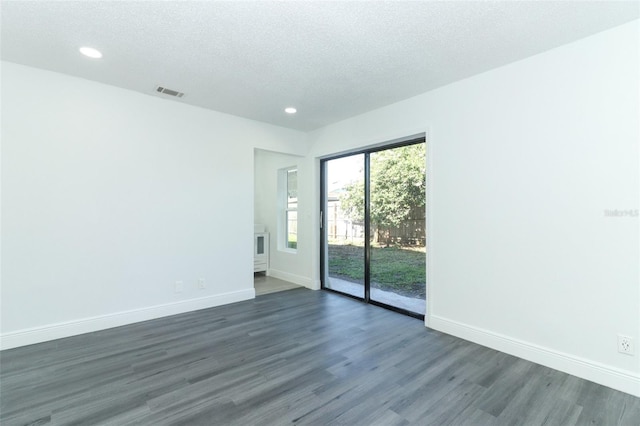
left=254, top=224, right=269, bottom=273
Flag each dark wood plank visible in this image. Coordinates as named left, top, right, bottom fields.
left=1, top=288, right=638, bottom=425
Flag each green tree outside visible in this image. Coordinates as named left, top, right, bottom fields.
left=340, top=143, right=426, bottom=246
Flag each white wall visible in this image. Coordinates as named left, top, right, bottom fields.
left=0, top=61, right=308, bottom=349
left=308, top=21, right=640, bottom=395
left=253, top=149, right=317, bottom=289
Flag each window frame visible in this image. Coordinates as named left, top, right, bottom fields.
left=279, top=166, right=298, bottom=253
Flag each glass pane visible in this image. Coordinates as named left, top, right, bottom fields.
left=285, top=168, right=298, bottom=250
left=324, top=154, right=365, bottom=298
left=287, top=169, right=297, bottom=203
left=257, top=235, right=264, bottom=255
left=369, top=144, right=426, bottom=315
left=286, top=210, right=297, bottom=249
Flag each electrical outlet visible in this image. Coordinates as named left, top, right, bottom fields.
left=197, top=278, right=206, bottom=289
left=618, top=335, right=634, bottom=355
left=174, top=281, right=184, bottom=293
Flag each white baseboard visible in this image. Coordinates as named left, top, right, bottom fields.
left=429, top=315, right=640, bottom=397
left=267, top=269, right=318, bottom=289
left=0, top=289, right=255, bottom=351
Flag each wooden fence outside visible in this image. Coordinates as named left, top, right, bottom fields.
left=327, top=202, right=425, bottom=246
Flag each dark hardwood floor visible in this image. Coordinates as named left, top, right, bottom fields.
left=1, top=288, right=639, bottom=425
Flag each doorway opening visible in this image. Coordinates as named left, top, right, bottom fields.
left=320, top=137, right=426, bottom=319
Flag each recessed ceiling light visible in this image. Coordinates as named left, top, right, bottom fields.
left=79, top=46, right=102, bottom=59
left=284, top=107, right=297, bottom=114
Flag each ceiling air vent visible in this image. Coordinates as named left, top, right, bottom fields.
left=155, top=86, right=184, bottom=98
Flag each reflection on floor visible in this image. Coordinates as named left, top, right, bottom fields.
left=254, top=274, right=303, bottom=296
left=326, top=276, right=426, bottom=315
left=254, top=274, right=425, bottom=316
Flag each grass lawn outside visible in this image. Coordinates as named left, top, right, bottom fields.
left=328, top=243, right=426, bottom=299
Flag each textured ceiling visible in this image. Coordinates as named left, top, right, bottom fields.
left=1, top=1, right=638, bottom=131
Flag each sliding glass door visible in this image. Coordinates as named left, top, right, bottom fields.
left=368, top=145, right=426, bottom=315
left=321, top=139, right=426, bottom=318
left=322, top=154, right=365, bottom=299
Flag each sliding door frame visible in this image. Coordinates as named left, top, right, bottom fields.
left=320, top=136, right=426, bottom=320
